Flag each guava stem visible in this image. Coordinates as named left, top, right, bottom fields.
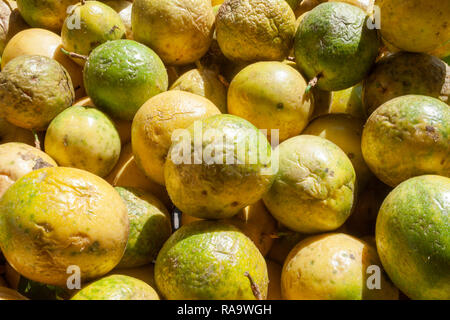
left=269, top=231, right=293, bottom=239
left=81, top=0, right=86, bottom=5
left=218, top=74, right=230, bottom=88
left=305, top=73, right=322, bottom=94
left=286, top=56, right=295, bottom=62
left=32, top=131, right=41, bottom=150
left=244, top=271, right=263, bottom=300
left=60, top=48, right=88, bottom=61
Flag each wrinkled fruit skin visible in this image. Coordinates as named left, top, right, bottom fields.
left=363, top=52, right=450, bottom=116
left=132, top=0, right=215, bottom=65
left=228, top=61, right=314, bottom=142
left=361, top=95, right=450, bottom=187
left=0, top=55, right=75, bottom=130
left=263, top=135, right=356, bottom=233
left=71, top=275, right=159, bottom=300
left=16, top=0, right=78, bottom=32
left=378, top=0, right=450, bottom=53
left=115, top=187, right=172, bottom=269
left=165, top=114, right=275, bottom=219
left=0, top=167, right=129, bottom=286
left=282, top=233, right=398, bottom=300
left=0, top=142, right=57, bottom=197
left=84, top=40, right=168, bottom=121
left=155, top=221, right=268, bottom=300
left=44, top=106, right=121, bottom=178
left=376, top=175, right=450, bottom=300
left=216, top=0, right=296, bottom=63
left=294, top=2, right=379, bottom=91
left=62, top=1, right=126, bottom=66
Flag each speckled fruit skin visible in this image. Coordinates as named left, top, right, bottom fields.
left=16, top=0, right=78, bottom=32
left=115, top=187, right=172, bottom=269
left=228, top=61, right=314, bottom=142
left=0, top=167, right=129, bottom=286
left=165, top=114, right=274, bottom=219
left=132, top=0, right=215, bottom=65
left=303, top=114, right=372, bottom=190
left=132, top=91, right=221, bottom=186
left=216, top=0, right=296, bottom=63
left=0, top=142, right=57, bottom=197
left=71, top=275, right=159, bottom=300
left=263, top=135, right=356, bottom=233
left=102, top=0, right=133, bottom=39
left=84, top=40, right=168, bottom=121
left=294, top=2, right=379, bottom=91
left=62, top=1, right=126, bottom=66
left=1, top=28, right=85, bottom=100
left=170, top=68, right=228, bottom=113
left=155, top=220, right=268, bottom=300
left=282, top=233, right=398, bottom=300
left=363, top=52, right=450, bottom=116
left=44, top=106, right=121, bottom=178
left=378, top=0, right=450, bottom=53
left=361, top=95, right=450, bottom=187
left=0, top=55, right=75, bottom=130
left=376, top=175, right=450, bottom=300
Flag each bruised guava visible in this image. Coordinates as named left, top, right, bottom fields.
left=294, top=2, right=379, bottom=91
left=376, top=175, right=450, bottom=300
left=115, top=187, right=172, bottom=269
left=361, top=95, right=450, bottom=187
left=84, top=40, right=168, bottom=121
left=363, top=52, right=450, bottom=116
left=263, top=135, right=356, bottom=234
left=0, top=167, right=129, bottom=286
left=155, top=220, right=268, bottom=300
left=216, top=0, right=296, bottom=63
left=0, top=142, right=57, bottom=197
left=132, top=91, right=221, bottom=186
left=44, top=105, right=121, bottom=177
left=0, top=55, right=74, bottom=130
left=282, top=233, right=398, bottom=300
left=62, top=1, right=126, bottom=66
left=71, top=275, right=159, bottom=300
left=228, top=61, right=314, bottom=142
left=132, top=0, right=215, bottom=65
left=165, top=114, right=274, bottom=219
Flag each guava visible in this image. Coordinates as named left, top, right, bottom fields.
left=132, top=0, right=215, bottom=65
left=216, top=0, right=296, bottom=63
left=115, top=187, right=172, bottom=269
left=0, top=55, right=75, bottom=130
left=0, top=286, right=27, bottom=300
left=294, top=2, right=379, bottom=91
left=263, top=135, right=356, bottom=233
left=376, top=175, right=450, bottom=300
left=361, top=95, right=450, bottom=187
left=0, top=167, right=129, bottom=286
left=363, top=52, right=450, bottom=116
left=44, top=105, right=121, bottom=177
left=132, top=90, right=221, bottom=186
left=71, top=275, right=159, bottom=300
left=84, top=39, right=168, bottom=121
left=228, top=61, right=314, bottom=142
left=0, top=118, right=36, bottom=146
left=164, top=114, right=274, bottom=219
left=155, top=220, right=268, bottom=300
left=101, top=0, right=133, bottom=39
left=282, top=233, right=398, bottom=299
left=0, top=0, right=28, bottom=56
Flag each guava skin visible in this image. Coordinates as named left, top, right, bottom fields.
left=16, top=0, right=78, bottom=32
left=216, top=0, right=296, bottom=63
left=155, top=221, right=268, bottom=300
left=0, top=55, right=75, bottom=130
left=0, top=0, right=28, bottom=56
left=44, top=105, right=121, bottom=178
left=363, top=52, right=450, bottom=116
left=376, top=175, right=450, bottom=300
left=84, top=40, right=168, bottom=121
left=71, top=275, right=159, bottom=300
left=164, top=114, right=274, bottom=219
left=361, top=95, right=450, bottom=187
left=294, top=2, right=379, bottom=91
left=101, top=0, right=133, bottom=39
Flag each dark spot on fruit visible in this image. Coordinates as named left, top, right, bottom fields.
left=426, top=126, right=435, bottom=133
left=63, top=135, right=69, bottom=147
left=32, top=158, right=53, bottom=170
left=276, top=103, right=284, bottom=110
left=329, top=170, right=335, bottom=177
left=201, top=190, right=207, bottom=196
left=350, top=254, right=355, bottom=260
left=231, top=201, right=239, bottom=207
left=347, top=152, right=355, bottom=159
